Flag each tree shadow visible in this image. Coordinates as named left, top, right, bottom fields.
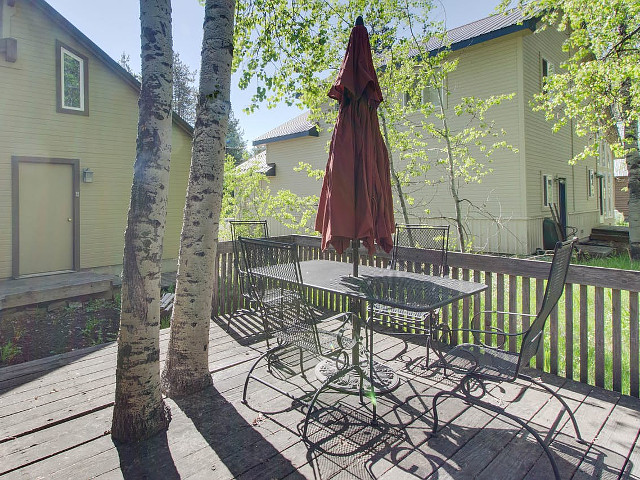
left=115, top=430, right=180, bottom=480
left=172, top=385, right=306, bottom=479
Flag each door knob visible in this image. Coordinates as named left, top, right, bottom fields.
left=68, top=218, right=72, bottom=222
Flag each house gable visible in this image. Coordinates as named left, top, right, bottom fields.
left=0, top=0, right=193, bottom=279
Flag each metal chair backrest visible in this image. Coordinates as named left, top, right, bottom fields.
left=239, top=237, right=322, bottom=353
left=391, top=224, right=450, bottom=276
left=230, top=220, right=268, bottom=296
left=518, top=238, right=575, bottom=369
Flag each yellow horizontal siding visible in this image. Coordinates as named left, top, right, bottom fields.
left=0, top=1, right=191, bottom=279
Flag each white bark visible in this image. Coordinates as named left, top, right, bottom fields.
left=111, top=0, right=173, bottom=441
left=162, top=0, right=235, bottom=396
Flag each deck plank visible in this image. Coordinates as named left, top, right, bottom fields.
left=0, top=311, right=638, bottom=479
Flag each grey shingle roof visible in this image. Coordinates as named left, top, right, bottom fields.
left=252, top=111, right=318, bottom=146
left=237, top=150, right=276, bottom=176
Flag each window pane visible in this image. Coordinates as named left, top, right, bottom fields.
left=63, top=53, right=81, bottom=109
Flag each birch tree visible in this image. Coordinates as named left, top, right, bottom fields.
left=112, top=0, right=172, bottom=441
left=162, top=0, right=235, bottom=396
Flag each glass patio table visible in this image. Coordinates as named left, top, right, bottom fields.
left=297, top=259, right=488, bottom=394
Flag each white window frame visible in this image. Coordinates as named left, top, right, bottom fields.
left=541, top=57, right=555, bottom=90
left=402, top=92, right=411, bottom=108
left=56, top=40, right=89, bottom=115
left=543, top=174, right=554, bottom=207
left=588, top=169, right=595, bottom=198
left=61, top=47, right=85, bottom=111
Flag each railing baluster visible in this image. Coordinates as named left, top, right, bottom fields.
left=536, top=278, right=544, bottom=370
left=212, top=249, right=220, bottom=316
left=630, top=291, right=639, bottom=397
left=550, top=303, right=558, bottom=375
left=452, top=268, right=459, bottom=344
left=484, top=271, right=493, bottom=346
left=521, top=277, right=530, bottom=346
left=612, top=289, right=622, bottom=393
left=595, top=286, right=605, bottom=388
left=565, top=283, right=574, bottom=380
left=220, top=252, right=228, bottom=315
left=497, top=273, right=505, bottom=348
left=509, top=275, right=517, bottom=352
left=463, top=269, right=470, bottom=343
left=473, top=270, right=481, bottom=333
left=580, top=284, right=589, bottom=384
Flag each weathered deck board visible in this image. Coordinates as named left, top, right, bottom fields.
left=1, top=311, right=639, bottom=479
left=0, top=272, right=114, bottom=311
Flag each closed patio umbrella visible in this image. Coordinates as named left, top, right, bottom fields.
left=315, top=16, right=395, bottom=276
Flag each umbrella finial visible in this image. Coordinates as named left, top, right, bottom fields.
left=355, top=16, right=364, bottom=26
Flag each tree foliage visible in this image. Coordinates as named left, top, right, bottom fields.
left=172, top=51, right=198, bottom=124
left=234, top=0, right=517, bottom=250
left=499, top=0, right=640, bottom=257
left=220, top=155, right=318, bottom=239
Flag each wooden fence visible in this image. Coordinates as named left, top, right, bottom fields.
left=213, top=235, right=640, bottom=397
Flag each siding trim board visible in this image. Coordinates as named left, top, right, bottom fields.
left=11, top=156, right=81, bottom=279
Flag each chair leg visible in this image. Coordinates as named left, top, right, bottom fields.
left=431, top=384, right=562, bottom=480
left=299, top=347, right=306, bottom=377
left=520, top=373, right=586, bottom=444
left=302, top=365, right=357, bottom=439
left=242, top=344, right=285, bottom=404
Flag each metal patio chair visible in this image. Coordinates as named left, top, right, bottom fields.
left=430, top=238, right=584, bottom=480
left=239, top=237, right=374, bottom=439
left=370, top=224, right=451, bottom=365
left=228, top=219, right=269, bottom=334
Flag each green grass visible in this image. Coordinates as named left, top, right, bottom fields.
left=574, top=253, right=640, bottom=271
left=443, top=272, right=637, bottom=395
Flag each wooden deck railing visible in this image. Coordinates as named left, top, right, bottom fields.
left=213, top=235, right=640, bottom=397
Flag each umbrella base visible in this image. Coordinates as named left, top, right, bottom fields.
left=314, top=359, right=400, bottom=395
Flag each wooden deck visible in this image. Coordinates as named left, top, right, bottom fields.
left=2, top=312, right=640, bottom=479
left=0, top=271, right=114, bottom=311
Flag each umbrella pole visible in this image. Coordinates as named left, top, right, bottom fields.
left=352, top=239, right=359, bottom=277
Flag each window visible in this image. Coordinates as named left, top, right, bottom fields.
left=402, top=92, right=411, bottom=108
left=541, top=57, right=554, bottom=91
left=421, top=84, right=447, bottom=109
left=543, top=174, right=554, bottom=207
left=588, top=169, right=595, bottom=197
left=56, top=41, right=88, bottom=115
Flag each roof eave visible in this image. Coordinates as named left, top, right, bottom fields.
left=432, top=18, right=538, bottom=56
left=253, top=126, right=319, bottom=146
left=30, top=0, right=194, bottom=137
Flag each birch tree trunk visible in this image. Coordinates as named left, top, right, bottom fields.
left=625, top=118, right=640, bottom=260
left=162, top=0, right=235, bottom=396
left=111, top=0, right=173, bottom=442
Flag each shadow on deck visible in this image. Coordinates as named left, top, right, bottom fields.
left=1, top=310, right=639, bottom=479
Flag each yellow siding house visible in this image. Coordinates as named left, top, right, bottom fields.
left=251, top=11, right=615, bottom=255
left=0, top=0, right=192, bottom=280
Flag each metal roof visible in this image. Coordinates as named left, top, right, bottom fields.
left=253, top=10, right=536, bottom=145
left=426, top=9, right=534, bottom=53
left=252, top=111, right=318, bottom=146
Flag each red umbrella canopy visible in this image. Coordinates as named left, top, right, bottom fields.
left=315, top=18, right=395, bottom=256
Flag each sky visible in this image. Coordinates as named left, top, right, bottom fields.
left=45, top=0, right=500, bottom=145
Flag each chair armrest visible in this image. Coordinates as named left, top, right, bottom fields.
left=445, top=326, right=525, bottom=348
left=322, top=311, right=357, bottom=332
